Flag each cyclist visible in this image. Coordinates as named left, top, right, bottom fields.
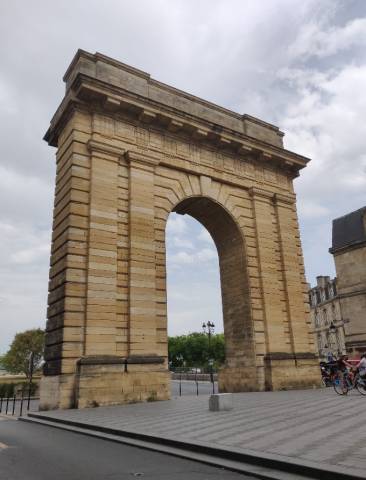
left=354, top=353, right=366, bottom=383
left=337, top=354, right=353, bottom=371
left=337, top=354, right=354, bottom=384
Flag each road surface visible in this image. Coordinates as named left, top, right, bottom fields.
left=0, top=416, right=254, bottom=479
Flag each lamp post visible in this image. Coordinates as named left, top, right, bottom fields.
left=328, top=322, right=337, bottom=360
left=202, top=321, right=215, bottom=393
left=176, top=354, right=183, bottom=396
left=329, top=322, right=337, bottom=334
left=27, top=351, right=34, bottom=411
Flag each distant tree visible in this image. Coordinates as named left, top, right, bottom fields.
left=210, top=333, right=225, bottom=367
left=168, top=332, right=225, bottom=370
left=2, top=329, right=44, bottom=377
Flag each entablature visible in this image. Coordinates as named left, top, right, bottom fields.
left=44, top=50, right=310, bottom=179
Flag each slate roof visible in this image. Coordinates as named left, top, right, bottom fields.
left=330, top=206, right=366, bottom=253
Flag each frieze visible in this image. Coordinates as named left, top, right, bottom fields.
left=164, top=136, right=176, bottom=156
left=149, top=130, right=163, bottom=149
left=213, top=152, right=224, bottom=170
left=136, top=126, right=149, bottom=146
left=93, top=113, right=115, bottom=136
left=176, top=139, right=189, bottom=158
left=115, top=120, right=135, bottom=141
left=91, top=114, right=289, bottom=186
left=264, top=167, right=277, bottom=184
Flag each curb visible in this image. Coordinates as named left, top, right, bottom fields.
left=22, top=413, right=364, bottom=480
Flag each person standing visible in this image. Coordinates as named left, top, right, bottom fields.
left=355, top=353, right=366, bottom=381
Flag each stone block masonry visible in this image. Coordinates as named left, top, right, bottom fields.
left=41, top=49, right=320, bottom=410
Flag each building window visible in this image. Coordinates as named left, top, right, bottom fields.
left=316, top=291, right=321, bottom=304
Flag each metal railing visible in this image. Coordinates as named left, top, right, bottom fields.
left=170, top=367, right=218, bottom=396
left=0, top=388, right=39, bottom=417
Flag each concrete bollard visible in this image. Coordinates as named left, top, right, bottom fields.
left=209, top=393, right=233, bottom=411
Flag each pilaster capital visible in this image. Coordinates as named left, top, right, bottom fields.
left=273, top=192, right=296, bottom=206
left=87, top=139, right=125, bottom=160
left=125, top=149, right=161, bottom=169
left=248, top=187, right=274, bottom=201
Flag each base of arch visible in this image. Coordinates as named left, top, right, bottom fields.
left=218, top=354, right=321, bottom=393
left=218, top=366, right=262, bottom=392
left=40, top=356, right=170, bottom=410
left=264, top=353, right=321, bottom=391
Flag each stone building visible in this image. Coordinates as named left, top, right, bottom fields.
left=330, top=207, right=366, bottom=355
left=309, top=276, right=346, bottom=361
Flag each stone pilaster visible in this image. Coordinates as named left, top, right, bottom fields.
left=274, top=193, right=313, bottom=354
left=126, top=150, right=160, bottom=357
left=250, top=188, right=289, bottom=356
left=84, top=140, right=122, bottom=356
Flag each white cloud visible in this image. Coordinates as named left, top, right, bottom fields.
left=197, top=228, right=212, bottom=243
left=282, top=63, right=366, bottom=200
left=170, top=236, right=195, bottom=250
left=167, top=247, right=217, bottom=266
left=11, top=243, right=50, bottom=265
left=166, top=215, right=188, bottom=236
left=297, top=202, right=330, bottom=219
left=289, top=17, right=366, bottom=60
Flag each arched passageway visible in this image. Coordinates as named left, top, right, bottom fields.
left=169, top=197, right=256, bottom=392
left=165, top=212, right=223, bottom=337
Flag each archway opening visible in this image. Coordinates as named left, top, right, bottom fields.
left=166, top=211, right=223, bottom=373
left=166, top=212, right=223, bottom=336
left=165, top=196, right=256, bottom=392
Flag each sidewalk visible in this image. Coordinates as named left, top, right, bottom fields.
left=25, top=388, right=366, bottom=478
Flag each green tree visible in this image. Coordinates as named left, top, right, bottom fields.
left=2, top=329, right=44, bottom=377
left=168, top=332, right=225, bottom=370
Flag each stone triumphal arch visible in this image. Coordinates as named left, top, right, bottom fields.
left=40, top=50, right=320, bottom=410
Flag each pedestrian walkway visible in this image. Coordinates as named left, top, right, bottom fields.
left=28, top=388, right=366, bottom=477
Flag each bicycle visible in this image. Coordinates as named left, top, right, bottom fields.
left=348, top=372, right=366, bottom=395
left=333, top=372, right=348, bottom=395
left=333, top=371, right=366, bottom=395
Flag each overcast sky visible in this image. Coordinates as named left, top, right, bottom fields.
left=1, top=0, right=366, bottom=352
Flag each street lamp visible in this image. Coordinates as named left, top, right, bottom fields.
left=202, top=321, right=215, bottom=350
left=202, top=321, right=215, bottom=393
left=329, top=322, right=337, bottom=334
left=327, top=322, right=338, bottom=361
left=176, top=354, right=184, bottom=369
left=27, top=351, right=35, bottom=410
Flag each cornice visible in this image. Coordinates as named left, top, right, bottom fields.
left=329, top=238, right=366, bottom=256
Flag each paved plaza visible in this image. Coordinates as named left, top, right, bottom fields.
left=29, top=387, right=366, bottom=477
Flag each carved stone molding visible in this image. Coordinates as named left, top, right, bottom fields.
left=248, top=186, right=274, bottom=201
left=87, top=139, right=125, bottom=159
left=273, top=192, right=296, bottom=206
left=125, top=149, right=161, bottom=168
